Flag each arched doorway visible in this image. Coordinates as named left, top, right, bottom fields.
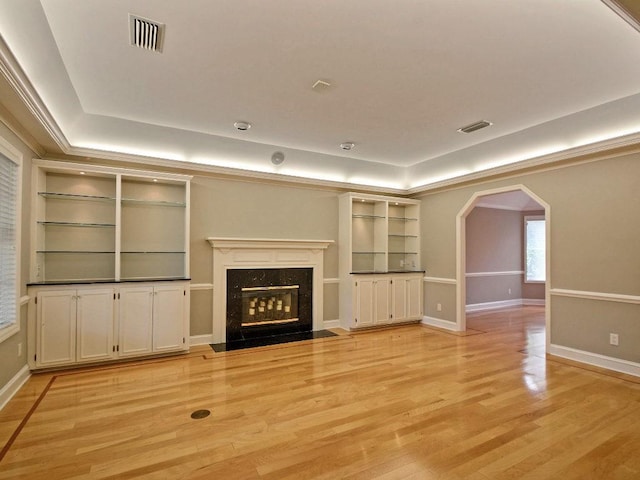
left=456, top=185, right=551, bottom=350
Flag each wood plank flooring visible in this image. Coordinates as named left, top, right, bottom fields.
left=1, top=306, right=639, bottom=479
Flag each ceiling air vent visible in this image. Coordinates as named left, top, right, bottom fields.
left=129, top=14, right=165, bottom=52
left=457, top=120, right=493, bottom=134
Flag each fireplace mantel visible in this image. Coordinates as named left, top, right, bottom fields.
left=208, top=237, right=333, bottom=343
left=207, top=237, right=333, bottom=252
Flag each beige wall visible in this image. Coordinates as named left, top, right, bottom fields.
left=420, top=153, right=640, bottom=363
left=465, top=207, right=546, bottom=305
left=0, top=123, right=34, bottom=388
left=188, top=175, right=340, bottom=336
left=466, top=207, right=523, bottom=305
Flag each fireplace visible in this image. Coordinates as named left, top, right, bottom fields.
left=226, top=268, right=313, bottom=342
left=207, top=237, right=333, bottom=344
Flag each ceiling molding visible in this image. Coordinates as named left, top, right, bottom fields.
left=0, top=36, right=70, bottom=153
left=406, top=130, right=640, bottom=195
left=601, top=0, right=640, bottom=32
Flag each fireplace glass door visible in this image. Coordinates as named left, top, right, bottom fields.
left=242, top=285, right=299, bottom=326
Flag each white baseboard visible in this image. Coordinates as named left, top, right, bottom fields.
left=322, top=319, right=341, bottom=329
left=466, top=299, right=523, bottom=312
left=190, top=334, right=214, bottom=345
left=421, top=316, right=459, bottom=331
left=523, top=298, right=546, bottom=306
left=0, top=364, right=30, bottom=411
left=549, top=344, right=640, bottom=378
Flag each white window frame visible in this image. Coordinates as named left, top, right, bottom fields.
left=524, top=215, right=545, bottom=284
left=0, top=137, right=22, bottom=343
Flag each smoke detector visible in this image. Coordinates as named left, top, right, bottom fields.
left=129, top=14, right=165, bottom=52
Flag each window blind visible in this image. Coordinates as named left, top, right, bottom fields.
left=0, top=152, right=18, bottom=330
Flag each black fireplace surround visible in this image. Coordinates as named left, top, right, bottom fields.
left=226, top=268, right=313, bottom=343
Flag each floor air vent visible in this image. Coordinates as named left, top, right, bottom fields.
left=129, top=14, right=165, bottom=52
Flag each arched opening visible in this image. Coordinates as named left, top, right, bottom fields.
left=456, top=185, right=551, bottom=351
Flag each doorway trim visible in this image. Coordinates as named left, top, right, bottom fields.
left=456, top=184, right=551, bottom=349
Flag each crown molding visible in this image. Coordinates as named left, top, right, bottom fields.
left=0, top=36, right=70, bottom=153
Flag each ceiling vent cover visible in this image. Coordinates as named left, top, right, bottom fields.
left=457, top=120, right=493, bottom=134
left=129, top=14, right=165, bottom=52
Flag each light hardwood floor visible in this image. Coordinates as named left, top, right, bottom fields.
left=1, top=306, right=639, bottom=479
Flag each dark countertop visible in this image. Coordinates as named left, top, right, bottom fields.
left=350, top=270, right=425, bottom=275
left=28, top=277, right=191, bottom=286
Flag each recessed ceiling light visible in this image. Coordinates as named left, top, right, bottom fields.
left=79, top=171, right=85, bottom=175
left=271, top=151, right=285, bottom=165
left=312, top=79, right=332, bottom=92
left=340, top=142, right=355, bottom=151
left=152, top=178, right=158, bottom=182
left=234, top=121, right=252, bottom=131
left=457, top=120, right=492, bottom=134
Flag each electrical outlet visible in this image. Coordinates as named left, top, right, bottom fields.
left=609, top=333, right=619, bottom=346
left=17, top=343, right=22, bottom=356
left=436, top=303, right=442, bottom=312
left=508, top=288, right=512, bottom=295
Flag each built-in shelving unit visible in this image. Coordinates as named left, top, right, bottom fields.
left=339, top=192, right=423, bottom=330
left=30, top=159, right=191, bottom=284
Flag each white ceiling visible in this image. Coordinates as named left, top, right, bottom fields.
left=1, top=0, right=640, bottom=192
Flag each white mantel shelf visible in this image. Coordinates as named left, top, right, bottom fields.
left=207, top=238, right=333, bottom=250
left=208, top=237, right=333, bottom=343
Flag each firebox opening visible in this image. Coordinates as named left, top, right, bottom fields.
left=242, top=285, right=299, bottom=326
left=226, top=268, right=313, bottom=343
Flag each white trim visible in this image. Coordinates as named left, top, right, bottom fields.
left=523, top=298, right=546, bottom=306
left=465, top=270, right=524, bottom=277
left=207, top=237, right=333, bottom=250
left=0, top=365, right=30, bottom=411
left=466, top=299, right=523, bottom=313
left=549, top=344, right=640, bottom=378
left=323, top=278, right=340, bottom=284
left=322, top=319, right=341, bottom=329
left=190, top=283, right=214, bottom=291
left=550, top=288, right=640, bottom=305
left=423, top=276, right=457, bottom=285
left=421, top=316, right=459, bottom=331
left=190, top=334, right=214, bottom=345
left=20, top=295, right=29, bottom=306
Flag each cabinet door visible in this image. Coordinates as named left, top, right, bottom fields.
left=37, top=290, right=76, bottom=367
left=407, top=276, right=423, bottom=319
left=153, top=284, right=186, bottom=352
left=76, top=288, right=115, bottom=363
left=374, top=278, right=391, bottom=325
left=392, top=278, right=408, bottom=323
left=354, top=278, right=375, bottom=328
left=119, top=286, right=154, bottom=357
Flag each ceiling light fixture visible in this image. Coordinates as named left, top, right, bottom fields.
left=340, top=142, right=355, bottom=151
left=457, top=120, right=493, bottom=134
left=271, top=151, right=285, bottom=165
left=234, top=121, right=252, bottom=131
left=312, top=79, right=332, bottom=92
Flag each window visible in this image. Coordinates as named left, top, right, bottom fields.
left=0, top=148, right=21, bottom=342
left=524, top=215, right=545, bottom=283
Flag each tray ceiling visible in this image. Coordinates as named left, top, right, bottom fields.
left=1, top=0, right=639, bottom=192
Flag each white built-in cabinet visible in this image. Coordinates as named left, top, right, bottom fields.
left=29, top=282, right=189, bottom=370
left=350, top=273, right=423, bottom=329
left=340, top=193, right=423, bottom=330
left=28, top=160, right=191, bottom=370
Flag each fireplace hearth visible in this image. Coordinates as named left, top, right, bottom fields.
left=226, top=268, right=313, bottom=343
